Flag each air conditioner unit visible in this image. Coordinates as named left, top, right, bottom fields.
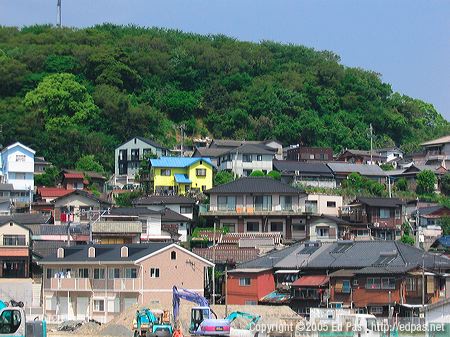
left=295, top=170, right=300, bottom=176
left=374, top=222, right=379, bottom=228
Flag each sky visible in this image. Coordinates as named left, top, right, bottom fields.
left=1, top=0, right=449, bottom=120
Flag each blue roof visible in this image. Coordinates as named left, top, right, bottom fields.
left=150, top=157, right=213, bottom=168
left=174, top=174, right=192, bottom=184
left=437, top=236, right=450, bottom=248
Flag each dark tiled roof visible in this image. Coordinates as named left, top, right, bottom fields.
left=205, top=177, right=303, bottom=194
left=33, top=241, right=69, bottom=258
left=160, top=208, right=190, bottom=222
left=236, top=243, right=303, bottom=269
left=210, top=139, right=264, bottom=148
left=135, top=136, right=167, bottom=150
left=193, top=247, right=259, bottom=264
left=356, top=197, right=404, bottom=207
left=415, top=205, right=449, bottom=216
left=109, top=207, right=160, bottom=216
left=327, top=163, right=387, bottom=176
left=0, top=213, right=51, bottom=225
left=273, top=160, right=334, bottom=176
left=223, top=143, right=275, bottom=155
left=132, top=195, right=196, bottom=205
left=41, top=243, right=172, bottom=263
left=193, top=147, right=229, bottom=158
left=53, top=189, right=111, bottom=205
left=25, top=224, right=90, bottom=236
left=0, top=184, right=14, bottom=191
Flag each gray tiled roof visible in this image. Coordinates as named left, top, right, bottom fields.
left=40, top=243, right=172, bottom=263
left=132, top=195, right=196, bottom=205
left=273, top=160, right=334, bottom=176
left=193, top=147, right=229, bottom=158
left=0, top=184, right=14, bottom=191
left=160, top=208, right=191, bottom=222
left=109, top=207, right=160, bottom=216
left=355, top=197, right=404, bottom=207
left=223, top=143, right=276, bottom=155
left=327, top=163, right=387, bottom=176
left=0, top=213, right=51, bottom=225
left=205, top=177, right=304, bottom=194
left=236, top=243, right=303, bottom=269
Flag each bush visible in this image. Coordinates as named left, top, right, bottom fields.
left=267, top=170, right=281, bottom=180
left=400, top=234, right=415, bottom=246
left=416, top=170, right=436, bottom=195
left=249, top=170, right=265, bottom=177
left=214, top=171, right=234, bottom=185
left=441, top=173, right=450, bottom=196
left=395, top=178, right=408, bottom=191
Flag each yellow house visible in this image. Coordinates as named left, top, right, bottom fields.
left=150, top=157, right=214, bottom=195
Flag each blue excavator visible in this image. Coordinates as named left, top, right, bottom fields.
left=133, top=308, right=173, bottom=337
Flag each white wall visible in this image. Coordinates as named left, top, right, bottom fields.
left=1, top=145, right=35, bottom=191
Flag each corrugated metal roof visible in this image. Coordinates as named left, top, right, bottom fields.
left=259, top=290, right=291, bottom=304
left=327, top=163, right=387, bottom=176
left=174, top=174, right=192, bottom=184
left=92, top=221, right=142, bottom=233
left=150, top=157, right=213, bottom=168
left=205, top=177, right=303, bottom=194
left=292, top=275, right=329, bottom=287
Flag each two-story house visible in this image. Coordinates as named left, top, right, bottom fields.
left=286, top=145, right=333, bottom=162
left=201, top=177, right=307, bottom=240
left=150, top=157, right=213, bottom=196
left=115, top=137, right=168, bottom=187
left=0, top=220, right=31, bottom=278
left=209, top=139, right=283, bottom=160
left=336, top=149, right=385, bottom=165
left=0, top=142, right=35, bottom=203
left=339, top=197, right=404, bottom=241
left=61, top=170, right=107, bottom=192
left=327, top=163, right=387, bottom=186
left=39, top=243, right=214, bottom=323
left=420, top=135, right=450, bottom=167
left=217, top=144, right=275, bottom=177
left=133, top=195, right=196, bottom=220
left=53, top=190, right=111, bottom=226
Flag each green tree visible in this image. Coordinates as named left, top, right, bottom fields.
left=249, top=170, right=265, bottom=177
left=75, top=155, right=104, bottom=173
left=0, top=56, right=29, bottom=96
left=214, top=171, right=234, bottom=186
left=115, top=190, right=143, bottom=207
left=439, top=216, right=450, bottom=236
left=395, top=177, right=408, bottom=192
left=380, top=163, right=395, bottom=171
left=267, top=170, right=281, bottom=180
left=34, top=166, right=60, bottom=187
left=416, top=170, right=436, bottom=195
left=440, top=173, right=450, bottom=196
left=400, top=234, right=415, bottom=246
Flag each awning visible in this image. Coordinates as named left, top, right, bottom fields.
left=408, top=271, right=435, bottom=276
left=259, top=290, right=291, bottom=304
left=275, top=270, right=299, bottom=274
left=400, top=303, right=424, bottom=309
left=174, top=174, right=192, bottom=184
left=292, top=275, right=329, bottom=287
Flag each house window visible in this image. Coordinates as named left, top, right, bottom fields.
left=342, top=280, right=351, bottom=293
left=94, top=268, right=105, bottom=279
left=243, top=170, right=252, bottom=177
left=218, top=196, right=236, bottom=211
left=222, top=223, right=236, bottom=233
left=381, top=277, right=395, bottom=289
left=293, top=223, right=306, bottom=232
left=14, top=173, right=26, bottom=180
left=327, top=201, right=336, bottom=208
left=171, top=251, right=176, bottom=260
left=180, top=206, right=193, bottom=214
left=3, top=235, right=26, bottom=246
left=256, top=155, right=263, bottom=161
left=119, top=163, right=127, bottom=175
left=196, top=169, right=206, bottom=176
left=246, top=222, right=260, bottom=232
left=119, top=149, right=127, bottom=161
left=366, top=277, right=381, bottom=289
left=395, top=208, right=401, bottom=219
left=254, top=195, right=272, bottom=211
left=245, top=300, right=257, bottom=305
left=316, top=227, right=329, bottom=237
left=239, top=278, right=251, bottom=286
left=406, top=278, right=417, bottom=291
left=131, top=149, right=139, bottom=161
left=46, top=268, right=54, bottom=279
left=108, top=268, right=120, bottom=279
left=93, top=300, right=105, bottom=312
left=15, top=154, right=26, bottom=162
left=305, top=200, right=318, bottom=213
left=270, top=222, right=284, bottom=233
left=124, top=268, right=137, bottom=279
left=78, top=268, right=89, bottom=278
left=280, top=196, right=292, bottom=211
left=150, top=268, right=160, bottom=278
left=357, top=230, right=369, bottom=237
left=369, top=307, right=383, bottom=315
left=161, top=169, right=171, bottom=176
left=243, top=154, right=252, bottom=162
left=379, top=208, right=390, bottom=219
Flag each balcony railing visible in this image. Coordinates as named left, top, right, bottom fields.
left=49, top=278, right=92, bottom=291
left=48, top=277, right=141, bottom=292
left=201, top=204, right=302, bottom=214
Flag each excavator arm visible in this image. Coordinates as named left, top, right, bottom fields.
left=172, top=286, right=210, bottom=322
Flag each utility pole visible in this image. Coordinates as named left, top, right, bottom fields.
left=212, top=220, right=216, bottom=304
left=421, top=254, right=425, bottom=310
left=415, top=201, right=420, bottom=249
left=56, top=0, right=62, bottom=28
left=225, top=265, right=228, bottom=317
left=370, top=123, right=373, bottom=164
left=179, top=124, right=185, bottom=157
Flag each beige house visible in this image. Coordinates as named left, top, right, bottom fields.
left=39, top=243, right=214, bottom=323
left=0, top=220, right=31, bottom=278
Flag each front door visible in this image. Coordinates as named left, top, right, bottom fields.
left=76, top=297, right=89, bottom=320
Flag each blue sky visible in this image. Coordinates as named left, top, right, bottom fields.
left=1, top=0, right=449, bottom=119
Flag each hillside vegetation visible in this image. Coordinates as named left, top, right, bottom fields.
left=0, top=24, right=448, bottom=172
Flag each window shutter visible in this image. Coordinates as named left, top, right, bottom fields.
left=427, top=276, right=435, bottom=294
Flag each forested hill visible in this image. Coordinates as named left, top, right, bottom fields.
left=0, top=24, right=448, bottom=172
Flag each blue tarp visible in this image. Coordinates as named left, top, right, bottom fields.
left=437, top=235, right=450, bottom=248
left=259, top=290, right=291, bottom=304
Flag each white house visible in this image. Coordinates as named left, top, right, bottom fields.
left=1, top=142, right=35, bottom=194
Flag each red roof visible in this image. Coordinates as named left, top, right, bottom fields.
left=292, top=275, right=329, bottom=287
left=37, top=187, right=72, bottom=198
left=63, top=173, right=84, bottom=179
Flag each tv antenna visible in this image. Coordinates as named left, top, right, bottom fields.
left=57, top=0, right=62, bottom=28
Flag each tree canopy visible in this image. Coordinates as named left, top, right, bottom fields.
left=0, top=24, right=448, bottom=172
